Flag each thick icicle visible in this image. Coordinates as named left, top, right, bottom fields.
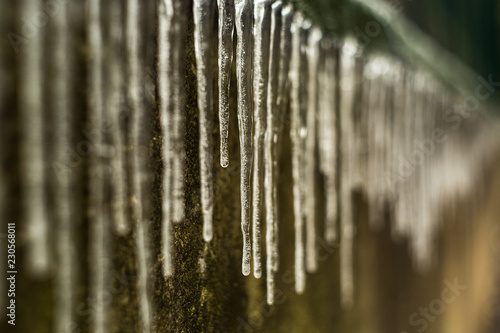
left=252, top=0, right=272, bottom=279
left=290, top=16, right=309, bottom=294
left=19, top=0, right=49, bottom=276
left=194, top=0, right=217, bottom=242
left=339, top=39, right=360, bottom=309
left=317, top=39, right=338, bottom=243
left=264, top=0, right=282, bottom=303
left=127, top=1, right=153, bottom=331
left=88, top=0, right=109, bottom=331
left=218, top=0, right=235, bottom=168
left=235, top=0, right=254, bottom=276
left=305, top=28, right=322, bottom=273
left=52, top=1, right=75, bottom=332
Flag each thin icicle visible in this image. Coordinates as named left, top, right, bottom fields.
left=305, top=28, right=321, bottom=273
left=170, top=1, right=188, bottom=223
left=269, top=6, right=293, bottom=274
left=159, top=0, right=188, bottom=276
left=339, top=39, right=360, bottom=309
left=218, top=0, right=235, bottom=168
left=53, top=1, right=75, bottom=332
left=107, top=0, right=128, bottom=235
left=88, top=0, right=108, bottom=332
left=318, top=39, right=338, bottom=243
left=19, top=0, right=49, bottom=276
left=290, top=16, right=309, bottom=294
left=127, top=1, right=153, bottom=331
left=158, top=0, right=174, bottom=277
left=252, top=0, right=271, bottom=279
left=194, top=0, right=217, bottom=242
left=235, top=0, right=254, bottom=276
left=264, top=0, right=282, bottom=303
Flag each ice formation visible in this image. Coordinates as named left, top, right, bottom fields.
left=4, top=0, right=499, bottom=330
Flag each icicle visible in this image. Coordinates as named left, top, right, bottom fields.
left=170, top=2, right=188, bottom=224
left=252, top=0, right=271, bottom=279
left=339, top=39, right=360, bottom=309
left=235, top=0, right=254, bottom=276
left=270, top=5, right=294, bottom=274
left=107, top=0, right=128, bottom=235
left=305, top=28, right=321, bottom=273
left=317, top=39, right=338, bottom=244
left=53, top=1, right=75, bottom=332
left=88, top=0, right=109, bottom=332
left=218, top=0, right=235, bottom=168
left=264, top=0, right=282, bottom=303
left=159, top=0, right=188, bottom=275
left=194, top=0, right=217, bottom=242
left=127, top=1, right=153, bottom=331
left=290, top=16, right=309, bottom=294
left=19, top=0, right=49, bottom=276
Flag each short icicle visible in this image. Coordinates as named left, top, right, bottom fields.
left=193, top=0, right=217, bottom=242
left=235, top=0, right=254, bottom=276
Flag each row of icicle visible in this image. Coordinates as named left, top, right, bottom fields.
left=2, top=0, right=499, bottom=332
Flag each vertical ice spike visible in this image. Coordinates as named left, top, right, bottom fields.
left=252, top=0, right=271, bottom=279
left=88, top=0, right=109, bottom=331
left=107, top=0, right=128, bottom=235
left=290, top=15, right=309, bottom=294
left=53, top=1, right=75, bottom=332
left=318, top=39, right=338, bottom=243
left=194, top=0, right=217, bottom=242
left=264, top=0, right=282, bottom=303
left=19, top=0, right=50, bottom=276
left=159, top=0, right=188, bottom=276
left=127, top=1, right=153, bottom=331
left=218, top=0, right=235, bottom=168
left=235, top=0, right=254, bottom=276
left=305, top=28, right=321, bottom=273
left=339, top=39, right=360, bottom=309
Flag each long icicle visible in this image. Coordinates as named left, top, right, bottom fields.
left=170, top=0, right=188, bottom=223
left=290, top=15, right=308, bottom=294
left=19, top=0, right=50, bottom=276
left=158, top=0, right=174, bottom=277
left=318, top=39, right=338, bottom=243
left=305, top=28, right=321, bottom=273
left=127, top=0, right=152, bottom=331
left=271, top=6, right=294, bottom=273
left=235, top=0, right=254, bottom=276
left=252, top=0, right=271, bottom=279
left=108, top=0, right=128, bottom=235
left=53, top=1, right=75, bottom=332
left=339, top=39, right=360, bottom=309
left=218, top=0, right=235, bottom=168
left=264, top=0, right=282, bottom=303
left=88, top=0, right=108, bottom=331
left=193, top=0, right=217, bottom=242
left=159, top=0, right=188, bottom=276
